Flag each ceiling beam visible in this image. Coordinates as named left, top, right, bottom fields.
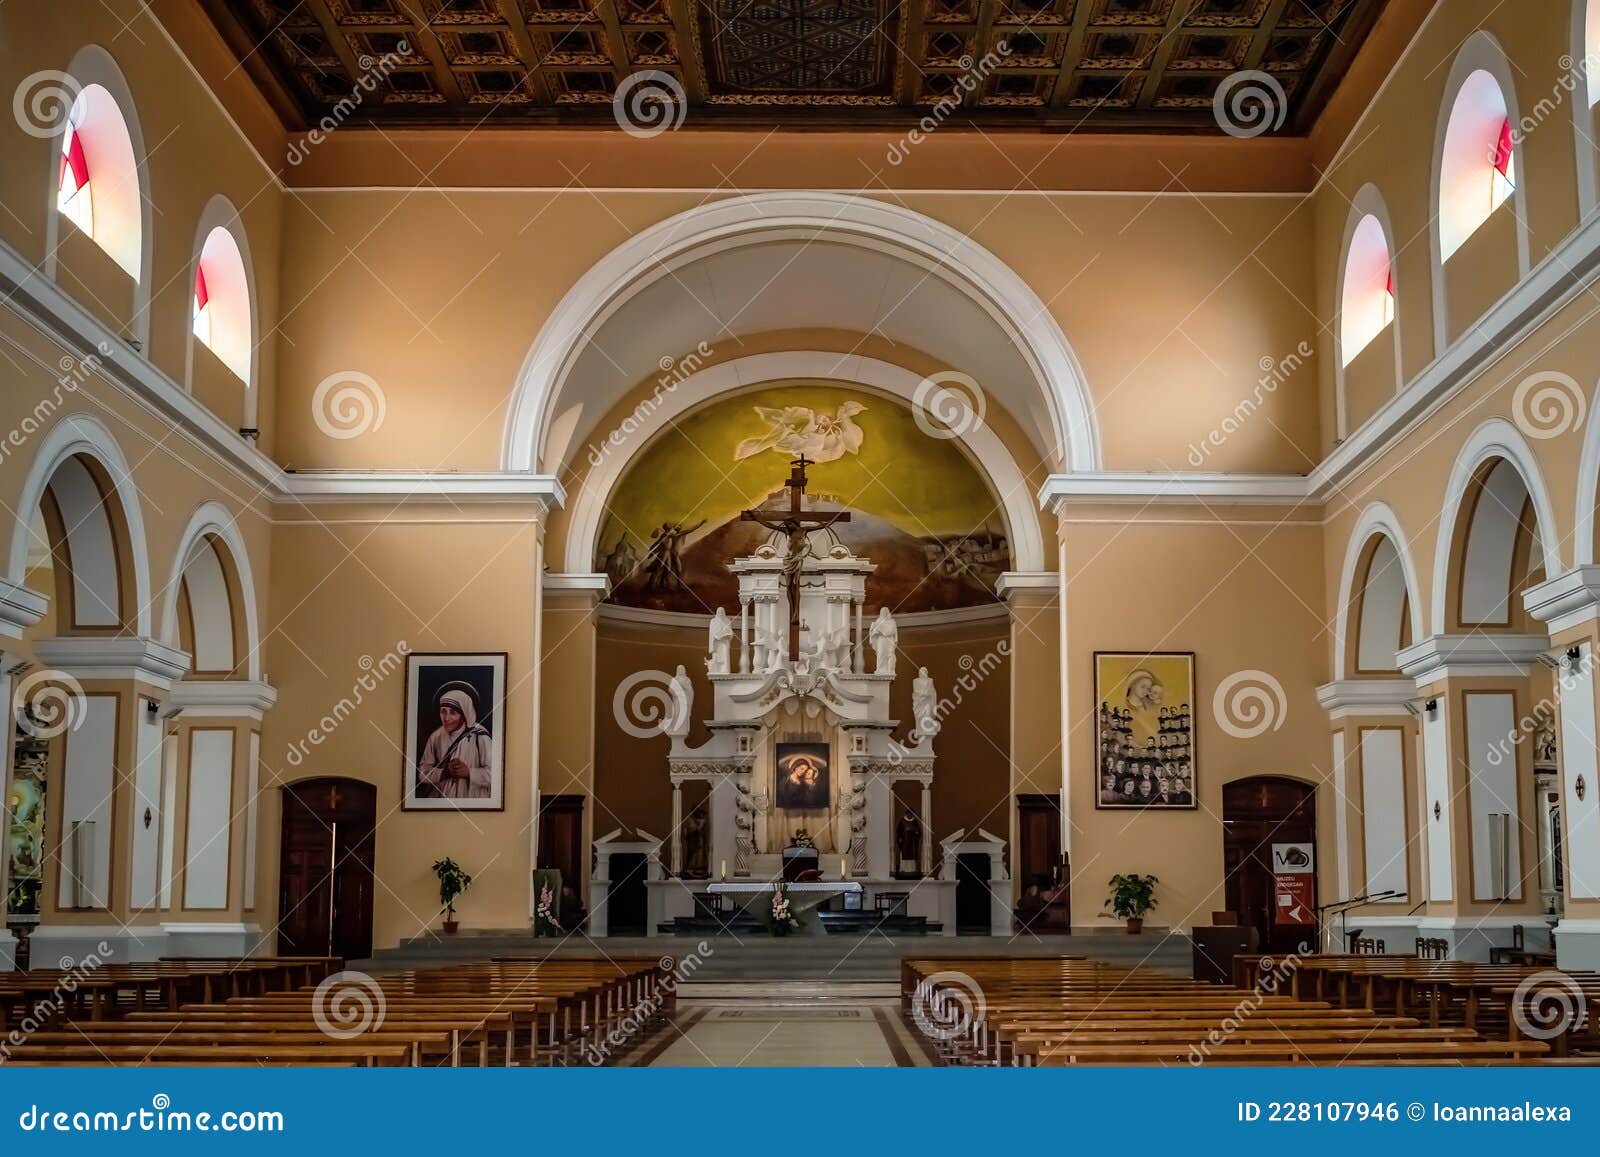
left=1133, top=0, right=1194, bottom=110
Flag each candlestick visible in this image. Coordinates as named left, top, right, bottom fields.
left=720, top=859, right=727, bottom=880
left=841, top=857, right=848, bottom=879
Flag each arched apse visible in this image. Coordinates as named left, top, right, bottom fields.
left=6, top=413, right=151, bottom=635
left=1429, top=32, right=1531, bottom=356
left=561, top=352, right=1046, bottom=576
left=1334, top=184, right=1404, bottom=437
left=42, top=44, right=154, bottom=348
left=501, top=192, right=1101, bottom=481
left=1334, top=503, right=1425, bottom=680
left=1432, top=420, right=1562, bottom=635
left=158, top=503, right=261, bottom=680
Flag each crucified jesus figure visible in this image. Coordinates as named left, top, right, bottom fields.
left=739, top=456, right=851, bottom=662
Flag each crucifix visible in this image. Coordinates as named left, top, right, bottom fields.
left=740, top=455, right=851, bottom=661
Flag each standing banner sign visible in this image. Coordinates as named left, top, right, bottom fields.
left=1272, top=842, right=1315, bottom=925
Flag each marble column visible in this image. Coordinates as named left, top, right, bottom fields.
left=919, top=781, right=933, bottom=876
left=540, top=571, right=608, bottom=906
left=670, top=782, right=684, bottom=876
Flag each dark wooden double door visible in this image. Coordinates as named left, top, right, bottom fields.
left=277, top=778, right=376, bottom=961
left=1223, top=776, right=1317, bottom=956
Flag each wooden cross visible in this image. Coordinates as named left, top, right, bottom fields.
left=739, top=456, right=851, bottom=661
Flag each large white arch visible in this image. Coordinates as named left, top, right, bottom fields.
left=6, top=412, right=152, bottom=635
left=501, top=192, right=1101, bottom=477
left=1431, top=418, right=1563, bottom=634
left=1428, top=31, right=1531, bottom=358
left=1334, top=183, right=1405, bottom=438
left=562, top=351, right=1047, bottom=575
left=158, top=502, right=261, bottom=680
left=42, top=43, right=154, bottom=350
left=1334, top=501, right=1426, bottom=680
left=1572, top=373, right=1600, bottom=565
left=1572, top=0, right=1599, bottom=220
left=184, top=194, right=261, bottom=428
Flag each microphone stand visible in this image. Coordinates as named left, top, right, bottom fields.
left=1315, top=891, right=1406, bottom=952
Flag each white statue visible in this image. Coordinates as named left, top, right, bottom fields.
left=811, top=625, right=848, bottom=672
left=756, top=626, right=787, bottom=673
left=666, top=664, right=693, bottom=738
left=706, top=607, right=734, bottom=675
left=869, top=607, right=898, bottom=677
left=912, top=666, right=939, bottom=740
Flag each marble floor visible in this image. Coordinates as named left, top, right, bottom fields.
left=633, top=990, right=930, bottom=1067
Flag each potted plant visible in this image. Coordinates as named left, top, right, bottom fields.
left=1105, top=872, right=1158, bottom=934
left=432, top=857, right=473, bottom=935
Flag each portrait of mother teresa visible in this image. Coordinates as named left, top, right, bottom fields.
left=416, top=684, right=493, bottom=800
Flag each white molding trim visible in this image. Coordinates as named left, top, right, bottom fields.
left=500, top=192, right=1102, bottom=476
left=279, top=471, right=566, bottom=508
left=1571, top=0, right=1598, bottom=220
left=544, top=572, right=611, bottom=594
left=995, top=571, right=1058, bottom=602
left=557, top=351, right=1047, bottom=575
left=159, top=501, right=263, bottom=680
left=1396, top=633, right=1550, bottom=685
left=1332, top=502, right=1426, bottom=681
left=1038, top=471, right=1310, bottom=509
left=1315, top=678, right=1419, bottom=718
left=31, top=635, right=191, bottom=688
left=1417, top=914, right=1546, bottom=931
left=168, top=678, right=278, bottom=720
left=597, top=599, right=1010, bottom=631
left=0, top=576, right=48, bottom=642
left=1524, top=566, right=1600, bottom=633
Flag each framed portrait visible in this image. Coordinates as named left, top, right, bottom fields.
left=774, top=741, right=830, bottom=810
left=1093, top=652, right=1196, bottom=810
left=402, top=653, right=506, bottom=811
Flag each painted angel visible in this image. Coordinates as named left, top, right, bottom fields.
left=733, top=402, right=866, bottom=463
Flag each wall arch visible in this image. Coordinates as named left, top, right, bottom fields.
left=1573, top=0, right=1600, bottom=218
left=560, top=351, right=1047, bottom=575
left=158, top=502, right=261, bottom=680
left=42, top=43, right=153, bottom=349
left=7, top=413, right=151, bottom=635
left=1429, top=32, right=1531, bottom=357
left=1334, top=184, right=1404, bottom=436
left=1431, top=418, right=1562, bottom=634
left=501, top=192, right=1101, bottom=477
left=184, top=195, right=260, bottom=428
left=1574, top=372, right=1600, bottom=564
left=1333, top=502, right=1426, bottom=680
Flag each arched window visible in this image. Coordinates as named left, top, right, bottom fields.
left=192, top=225, right=250, bottom=384
left=52, top=84, right=141, bottom=277
left=1339, top=213, right=1395, bottom=367
left=1439, top=70, right=1516, bottom=260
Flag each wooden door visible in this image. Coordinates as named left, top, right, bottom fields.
left=1016, top=794, right=1062, bottom=888
left=1223, top=777, right=1317, bottom=956
left=277, top=778, right=375, bottom=960
left=538, top=794, right=585, bottom=889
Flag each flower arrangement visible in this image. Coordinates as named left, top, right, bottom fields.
left=769, top=883, right=801, bottom=936
left=537, top=882, right=562, bottom=932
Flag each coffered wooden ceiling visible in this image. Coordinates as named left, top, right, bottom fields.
left=200, top=0, right=1388, bottom=132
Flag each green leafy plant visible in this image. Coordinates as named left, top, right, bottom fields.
left=1105, top=873, right=1159, bottom=921
left=432, top=857, right=474, bottom=923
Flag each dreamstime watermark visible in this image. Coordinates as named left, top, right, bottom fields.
left=888, top=640, right=1010, bottom=764
left=912, top=371, right=987, bottom=440
left=312, top=370, right=387, bottom=439
left=1187, top=945, right=1306, bottom=1065
left=12, top=668, right=87, bottom=740
left=886, top=43, right=1012, bottom=165
left=13, top=69, right=79, bottom=139
left=1213, top=70, right=1287, bottom=139
left=311, top=970, right=387, bottom=1040
left=1510, top=970, right=1588, bottom=1040
left=1502, top=50, right=1600, bottom=155
left=1511, top=370, right=1586, bottom=440
left=1212, top=668, right=1287, bottom=739
left=286, top=44, right=411, bottom=165
left=1187, top=340, right=1314, bottom=465
left=0, top=940, right=110, bottom=1061
left=582, top=944, right=712, bottom=1065
left=586, top=342, right=715, bottom=469
left=910, top=969, right=986, bottom=1042
left=1485, top=648, right=1595, bottom=768
left=612, top=71, right=686, bottom=138
left=613, top=669, right=690, bottom=739
left=285, top=642, right=409, bottom=767
left=0, top=343, right=110, bottom=468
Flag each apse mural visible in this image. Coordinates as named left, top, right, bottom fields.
left=595, top=384, right=1010, bottom=614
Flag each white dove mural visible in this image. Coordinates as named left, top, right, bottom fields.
left=733, top=401, right=866, bottom=463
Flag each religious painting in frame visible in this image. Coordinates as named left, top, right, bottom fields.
left=1093, top=652, right=1196, bottom=810
left=774, top=741, right=830, bottom=811
left=402, top=653, right=506, bottom=811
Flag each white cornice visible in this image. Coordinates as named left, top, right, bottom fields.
left=0, top=577, right=48, bottom=643
left=543, top=572, right=611, bottom=594
left=1396, top=633, right=1550, bottom=685
left=1315, top=678, right=1419, bottom=718
left=1523, top=567, right=1600, bottom=634
left=168, top=679, right=278, bottom=720
left=278, top=471, right=566, bottom=508
left=31, top=635, right=191, bottom=689
left=1039, top=472, right=1311, bottom=510
left=597, top=600, right=1009, bottom=631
